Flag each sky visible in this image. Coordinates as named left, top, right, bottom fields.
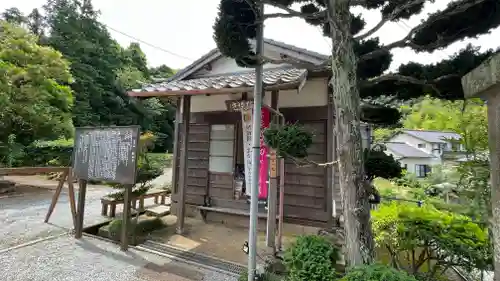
left=1, top=0, right=499, bottom=71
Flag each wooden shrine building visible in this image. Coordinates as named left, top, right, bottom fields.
left=128, top=39, right=341, bottom=230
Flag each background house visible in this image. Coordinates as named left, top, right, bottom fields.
left=384, top=129, right=465, bottom=177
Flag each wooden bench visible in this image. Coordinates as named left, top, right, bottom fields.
left=101, top=190, right=168, bottom=217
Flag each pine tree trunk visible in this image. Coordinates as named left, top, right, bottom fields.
left=326, top=0, right=374, bottom=266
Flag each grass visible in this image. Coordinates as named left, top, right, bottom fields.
left=374, top=178, right=418, bottom=200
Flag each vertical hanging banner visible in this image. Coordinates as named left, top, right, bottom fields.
left=259, top=107, right=270, bottom=199
left=240, top=103, right=270, bottom=199
left=241, top=107, right=253, bottom=197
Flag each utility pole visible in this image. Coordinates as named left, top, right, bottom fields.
left=248, top=1, right=264, bottom=280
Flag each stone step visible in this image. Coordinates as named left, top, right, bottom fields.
left=145, top=205, right=171, bottom=217
left=0, top=180, right=16, bottom=194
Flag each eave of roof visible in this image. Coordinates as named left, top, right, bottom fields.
left=402, top=129, right=461, bottom=143
left=385, top=142, right=435, bottom=158
left=128, top=68, right=308, bottom=98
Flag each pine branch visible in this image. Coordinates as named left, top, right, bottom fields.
left=354, top=0, right=427, bottom=41
left=359, top=0, right=487, bottom=62
left=262, top=0, right=327, bottom=21
left=283, top=151, right=338, bottom=167
left=364, top=73, right=460, bottom=93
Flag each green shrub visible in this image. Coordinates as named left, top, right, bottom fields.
left=341, top=264, right=418, bottom=281
left=372, top=202, right=492, bottom=276
left=20, top=138, right=73, bottom=167
left=283, top=235, right=339, bottom=281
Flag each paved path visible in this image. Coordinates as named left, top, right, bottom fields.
left=0, top=177, right=237, bottom=281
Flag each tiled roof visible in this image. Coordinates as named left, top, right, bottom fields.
left=385, top=142, right=435, bottom=158
left=402, top=129, right=461, bottom=143
left=130, top=68, right=307, bottom=95
left=263, top=38, right=329, bottom=60
left=167, top=38, right=328, bottom=82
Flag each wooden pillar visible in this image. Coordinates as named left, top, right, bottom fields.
left=326, top=87, right=334, bottom=227
left=171, top=98, right=182, bottom=196
left=75, top=179, right=87, bottom=239
left=176, top=95, right=191, bottom=234
left=121, top=184, right=132, bottom=251
left=266, top=91, right=279, bottom=249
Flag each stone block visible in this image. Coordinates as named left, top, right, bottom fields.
left=0, top=180, right=15, bottom=194
left=462, top=52, right=500, bottom=98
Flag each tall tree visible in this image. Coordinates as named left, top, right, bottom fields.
left=44, top=0, right=143, bottom=127
left=213, top=0, right=500, bottom=266
left=149, top=64, right=176, bottom=79
left=123, top=42, right=150, bottom=79
left=27, top=8, right=46, bottom=39
left=1, top=7, right=26, bottom=25
left=0, top=21, right=73, bottom=162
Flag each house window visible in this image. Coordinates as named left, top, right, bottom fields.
left=417, top=143, right=426, bottom=148
left=209, top=124, right=235, bottom=173
left=415, top=164, right=431, bottom=178
left=432, top=143, right=446, bottom=153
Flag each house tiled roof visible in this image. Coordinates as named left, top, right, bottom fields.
left=385, top=142, right=435, bottom=158
left=165, top=38, right=328, bottom=83
left=263, top=38, right=329, bottom=60
left=130, top=68, right=307, bottom=95
left=402, top=129, right=461, bottom=143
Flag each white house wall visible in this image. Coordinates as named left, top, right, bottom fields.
left=189, top=77, right=329, bottom=112
left=189, top=48, right=291, bottom=78
left=398, top=157, right=442, bottom=174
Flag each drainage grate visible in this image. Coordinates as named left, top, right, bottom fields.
left=141, top=240, right=247, bottom=275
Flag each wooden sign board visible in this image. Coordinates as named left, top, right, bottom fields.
left=225, top=100, right=254, bottom=112
left=269, top=151, right=277, bottom=178
left=72, top=126, right=140, bottom=185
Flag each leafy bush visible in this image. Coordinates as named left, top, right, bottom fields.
left=372, top=202, right=492, bottom=276
left=364, top=149, right=402, bottom=180
left=341, top=264, right=418, bottom=281
left=264, top=123, right=313, bottom=159
left=283, top=235, right=339, bottom=281
left=20, top=138, right=73, bottom=167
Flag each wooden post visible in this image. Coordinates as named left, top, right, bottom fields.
left=67, top=169, right=77, bottom=229
left=171, top=97, right=182, bottom=196
left=75, top=179, right=87, bottom=239
left=277, top=118, right=285, bottom=251
left=44, top=168, right=69, bottom=223
left=266, top=90, right=279, bottom=249
left=326, top=87, right=334, bottom=227
left=176, top=95, right=191, bottom=234
left=121, top=184, right=132, bottom=251
left=44, top=167, right=78, bottom=230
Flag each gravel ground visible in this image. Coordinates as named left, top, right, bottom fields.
left=0, top=235, right=238, bottom=281
left=0, top=179, right=238, bottom=281
left=0, top=185, right=110, bottom=250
